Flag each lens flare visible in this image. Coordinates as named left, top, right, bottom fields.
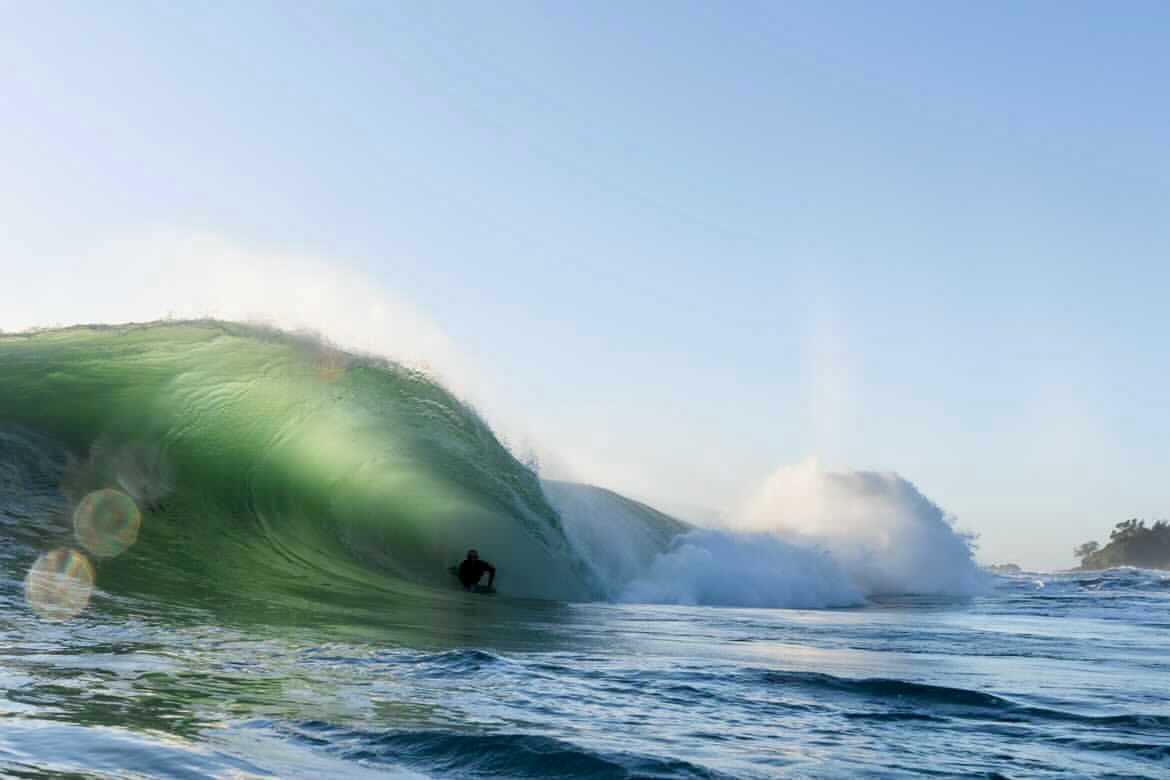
left=74, top=488, right=141, bottom=558
left=24, top=548, right=96, bottom=621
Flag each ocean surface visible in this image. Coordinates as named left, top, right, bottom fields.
left=2, top=322, right=1168, bottom=778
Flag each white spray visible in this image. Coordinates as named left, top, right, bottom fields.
left=557, top=460, right=988, bottom=608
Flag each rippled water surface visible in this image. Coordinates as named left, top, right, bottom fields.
left=2, top=570, right=1169, bottom=778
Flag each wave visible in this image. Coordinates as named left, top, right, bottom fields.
left=0, top=321, right=594, bottom=610
left=1, top=320, right=986, bottom=616
left=276, top=721, right=731, bottom=778
left=996, top=567, right=1170, bottom=594
left=755, top=668, right=1170, bottom=733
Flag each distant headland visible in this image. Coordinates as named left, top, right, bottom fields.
left=1075, top=519, right=1170, bottom=570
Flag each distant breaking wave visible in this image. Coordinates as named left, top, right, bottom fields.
left=0, top=321, right=985, bottom=614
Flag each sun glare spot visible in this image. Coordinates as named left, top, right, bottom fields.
left=74, top=488, right=142, bottom=558
left=24, top=548, right=96, bottom=621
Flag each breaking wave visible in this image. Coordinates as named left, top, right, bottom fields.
left=0, top=321, right=985, bottom=616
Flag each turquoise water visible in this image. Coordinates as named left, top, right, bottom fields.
left=2, top=323, right=1168, bottom=778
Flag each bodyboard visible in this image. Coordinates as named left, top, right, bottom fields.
left=449, top=565, right=496, bottom=594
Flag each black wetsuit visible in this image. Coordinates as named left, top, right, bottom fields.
left=457, top=559, right=496, bottom=589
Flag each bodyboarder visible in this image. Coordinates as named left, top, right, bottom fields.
left=456, top=549, right=496, bottom=591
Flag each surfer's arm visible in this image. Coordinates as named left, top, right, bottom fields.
left=485, top=563, right=496, bottom=587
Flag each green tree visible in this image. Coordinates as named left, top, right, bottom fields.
left=1081, top=518, right=1170, bottom=569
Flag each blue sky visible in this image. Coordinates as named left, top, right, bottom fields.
left=2, top=2, right=1167, bottom=568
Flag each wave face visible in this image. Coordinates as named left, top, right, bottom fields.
left=0, top=321, right=595, bottom=608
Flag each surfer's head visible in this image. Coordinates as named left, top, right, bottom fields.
left=467, top=549, right=479, bottom=561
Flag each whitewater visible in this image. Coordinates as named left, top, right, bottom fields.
left=2, top=321, right=1168, bottom=778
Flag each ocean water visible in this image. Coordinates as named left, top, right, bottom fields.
left=2, top=322, right=1168, bottom=778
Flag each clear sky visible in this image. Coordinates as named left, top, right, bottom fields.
left=2, top=2, right=1167, bottom=569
